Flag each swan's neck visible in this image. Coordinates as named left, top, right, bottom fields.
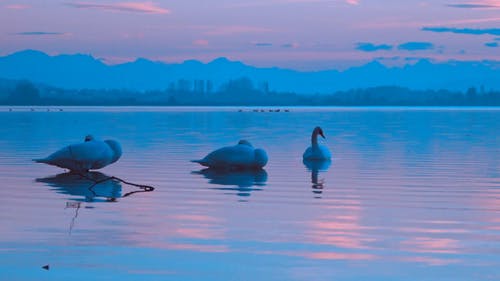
left=311, top=131, right=319, bottom=147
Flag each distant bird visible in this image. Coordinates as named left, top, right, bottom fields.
left=33, top=135, right=122, bottom=173
left=192, top=140, right=268, bottom=169
left=303, top=126, right=331, bottom=160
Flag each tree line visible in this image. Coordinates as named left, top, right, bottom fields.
left=1, top=78, right=499, bottom=106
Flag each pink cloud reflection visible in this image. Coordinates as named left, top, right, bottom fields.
left=403, top=256, right=461, bottom=266
left=402, top=237, right=460, bottom=254
left=306, top=201, right=375, bottom=250
left=303, top=251, right=375, bottom=260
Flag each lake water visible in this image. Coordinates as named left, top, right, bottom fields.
left=0, top=106, right=499, bottom=281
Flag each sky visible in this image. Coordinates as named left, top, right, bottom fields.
left=0, top=0, right=499, bottom=70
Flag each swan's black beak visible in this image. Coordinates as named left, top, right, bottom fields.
left=319, top=131, right=325, bottom=139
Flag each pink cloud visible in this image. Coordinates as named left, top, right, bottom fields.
left=193, top=39, right=209, bottom=46
left=5, top=4, right=31, bottom=9
left=65, top=1, right=170, bottom=14
left=447, top=0, right=500, bottom=8
left=204, top=25, right=273, bottom=36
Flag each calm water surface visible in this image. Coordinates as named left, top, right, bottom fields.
left=0, top=106, right=499, bottom=281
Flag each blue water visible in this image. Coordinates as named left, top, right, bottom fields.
left=0, top=106, right=499, bottom=280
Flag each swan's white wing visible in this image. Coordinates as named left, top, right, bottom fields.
left=318, top=144, right=332, bottom=159
left=303, top=145, right=331, bottom=160
left=35, top=140, right=113, bottom=171
left=201, top=145, right=255, bottom=168
left=34, top=146, right=82, bottom=170
left=303, top=146, right=313, bottom=159
left=69, top=141, right=114, bottom=169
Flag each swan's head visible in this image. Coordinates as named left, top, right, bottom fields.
left=254, top=148, right=268, bottom=168
left=313, top=126, right=325, bottom=139
left=104, top=140, right=122, bottom=164
left=238, top=140, right=253, bottom=147
left=84, top=135, right=95, bottom=142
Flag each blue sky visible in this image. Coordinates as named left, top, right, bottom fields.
left=0, top=0, right=499, bottom=70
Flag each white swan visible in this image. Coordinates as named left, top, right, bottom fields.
left=303, top=126, right=331, bottom=160
left=33, top=135, right=122, bottom=172
left=192, top=140, right=268, bottom=169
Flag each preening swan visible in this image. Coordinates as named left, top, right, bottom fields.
left=192, top=140, right=268, bottom=169
left=33, top=135, right=122, bottom=172
left=303, top=126, right=331, bottom=160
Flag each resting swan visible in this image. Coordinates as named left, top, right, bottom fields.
left=33, top=135, right=122, bottom=172
left=303, top=126, right=331, bottom=160
left=192, top=140, right=268, bottom=169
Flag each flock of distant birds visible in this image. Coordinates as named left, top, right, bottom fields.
left=33, top=126, right=331, bottom=172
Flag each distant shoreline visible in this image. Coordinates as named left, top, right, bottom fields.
left=2, top=105, right=500, bottom=112
left=2, top=79, right=499, bottom=107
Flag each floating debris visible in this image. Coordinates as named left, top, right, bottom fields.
left=42, top=265, right=50, bottom=270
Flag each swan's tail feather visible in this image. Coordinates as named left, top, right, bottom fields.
left=191, top=159, right=208, bottom=166
left=33, top=158, right=49, bottom=164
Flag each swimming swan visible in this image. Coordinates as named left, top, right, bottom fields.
left=33, top=135, right=122, bottom=172
left=192, top=140, right=268, bottom=169
left=303, top=126, right=331, bottom=160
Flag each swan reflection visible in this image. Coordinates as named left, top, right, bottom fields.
left=193, top=168, right=268, bottom=197
left=36, top=172, right=122, bottom=202
left=303, top=159, right=331, bottom=198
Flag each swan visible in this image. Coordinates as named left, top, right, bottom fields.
left=33, top=135, right=122, bottom=172
left=303, top=126, right=331, bottom=160
left=192, top=140, right=268, bottom=169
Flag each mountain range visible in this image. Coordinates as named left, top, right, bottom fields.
left=0, top=50, right=498, bottom=93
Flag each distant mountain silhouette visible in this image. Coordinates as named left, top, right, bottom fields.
left=0, top=50, right=498, bottom=93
